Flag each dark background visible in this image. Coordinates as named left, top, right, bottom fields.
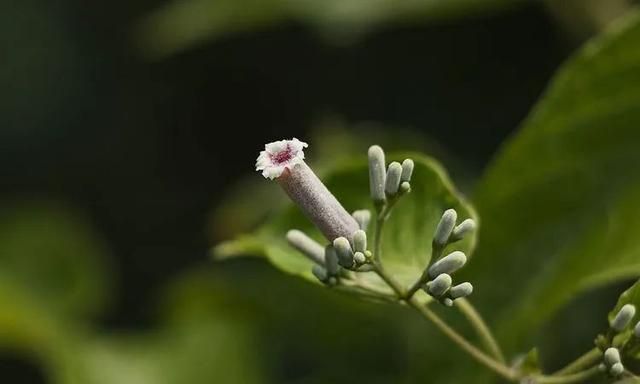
left=1, top=0, right=619, bottom=382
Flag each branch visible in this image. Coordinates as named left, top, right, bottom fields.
left=552, top=348, right=601, bottom=376
left=455, top=298, right=506, bottom=363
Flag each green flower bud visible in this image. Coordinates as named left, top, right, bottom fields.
left=286, top=229, right=325, bottom=265
left=400, top=159, right=414, bottom=183
left=353, top=230, right=367, bottom=252
left=385, top=162, right=403, bottom=196
left=399, top=181, right=411, bottom=194
left=352, top=210, right=371, bottom=231
left=611, top=304, right=636, bottom=332
left=443, top=298, right=454, bottom=307
left=427, top=273, right=452, bottom=297
left=450, top=282, right=474, bottom=299
left=450, top=219, right=476, bottom=242
left=353, top=251, right=366, bottom=264
left=333, top=237, right=354, bottom=268
left=324, top=245, right=340, bottom=276
left=368, top=145, right=386, bottom=203
left=312, top=265, right=328, bottom=282
left=433, top=209, right=457, bottom=248
left=610, top=362, right=624, bottom=376
left=598, top=363, right=607, bottom=372
left=604, top=347, right=621, bottom=366
left=428, top=251, right=467, bottom=278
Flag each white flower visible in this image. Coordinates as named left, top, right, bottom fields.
left=256, top=138, right=308, bottom=179
left=256, top=138, right=359, bottom=242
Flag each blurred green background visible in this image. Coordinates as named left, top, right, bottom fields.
left=2, top=0, right=640, bottom=383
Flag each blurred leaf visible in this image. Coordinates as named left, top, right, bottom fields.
left=0, top=201, right=112, bottom=318
left=615, top=378, right=640, bottom=384
left=134, top=0, right=528, bottom=58
left=215, top=153, right=477, bottom=301
left=0, top=277, right=68, bottom=354
left=68, top=323, right=263, bottom=384
left=51, top=268, right=264, bottom=384
left=468, top=9, right=640, bottom=349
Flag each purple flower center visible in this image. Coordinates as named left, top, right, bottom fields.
left=271, top=144, right=293, bottom=164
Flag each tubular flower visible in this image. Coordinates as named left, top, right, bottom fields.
left=256, top=138, right=359, bottom=242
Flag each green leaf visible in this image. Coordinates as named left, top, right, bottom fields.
left=215, top=153, right=477, bottom=301
left=54, top=269, right=265, bottom=384
left=467, top=10, right=640, bottom=349
left=134, top=0, right=528, bottom=58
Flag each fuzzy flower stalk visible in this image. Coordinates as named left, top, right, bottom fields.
left=256, top=138, right=359, bottom=242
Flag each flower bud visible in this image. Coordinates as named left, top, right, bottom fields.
left=352, top=210, right=371, bottom=231
left=450, top=219, right=476, bottom=242
left=333, top=237, right=354, bottom=268
left=433, top=209, right=457, bottom=248
left=368, top=145, right=386, bottom=203
left=611, top=304, right=636, bottom=332
left=312, top=265, right=328, bottom=282
left=286, top=229, right=325, bottom=265
left=353, top=230, right=367, bottom=253
left=401, top=159, right=414, bottom=183
left=324, top=245, right=340, bottom=276
left=353, top=252, right=366, bottom=264
left=450, top=282, right=474, bottom=299
left=428, top=251, right=467, bottom=278
left=604, top=347, right=621, bottom=366
left=443, top=298, right=454, bottom=307
left=385, top=162, right=403, bottom=196
left=610, top=362, right=624, bottom=376
left=399, top=181, right=411, bottom=194
left=427, top=273, right=452, bottom=297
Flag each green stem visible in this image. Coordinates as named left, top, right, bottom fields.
left=405, top=243, right=443, bottom=299
left=408, top=295, right=516, bottom=380
left=373, top=209, right=386, bottom=263
left=372, top=262, right=405, bottom=296
left=532, top=365, right=602, bottom=384
left=455, top=298, right=506, bottom=364
left=553, top=348, right=601, bottom=376
left=405, top=270, right=428, bottom=299
left=373, top=265, right=516, bottom=381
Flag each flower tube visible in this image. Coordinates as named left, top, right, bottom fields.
left=256, top=138, right=359, bottom=241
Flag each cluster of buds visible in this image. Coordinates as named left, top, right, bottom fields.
left=298, top=211, right=375, bottom=286
left=421, top=209, right=475, bottom=306
left=368, top=145, right=414, bottom=207
left=602, top=347, right=624, bottom=377
left=333, top=228, right=374, bottom=272
left=596, top=303, right=639, bottom=377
